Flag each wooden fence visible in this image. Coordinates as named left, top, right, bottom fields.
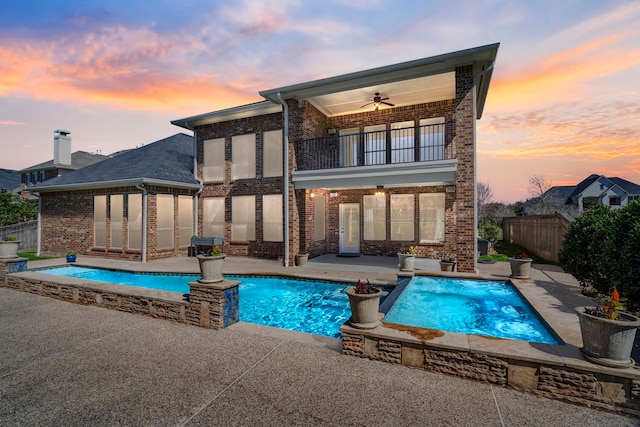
left=502, top=214, right=571, bottom=263
left=0, top=221, right=37, bottom=252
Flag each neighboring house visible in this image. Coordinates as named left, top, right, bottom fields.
left=31, top=134, right=199, bottom=261
left=0, top=168, right=21, bottom=193
left=172, top=43, right=499, bottom=272
left=19, top=130, right=109, bottom=198
left=541, top=174, right=640, bottom=215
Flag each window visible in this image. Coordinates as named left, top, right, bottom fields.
left=110, top=195, right=123, bottom=249
left=391, top=194, right=414, bottom=241
left=391, top=121, right=414, bottom=163
left=609, top=196, right=621, bottom=206
left=94, top=195, right=107, bottom=247
left=339, top=128, right=359, bottom=167
left=263, top=194, right=283, bottom=242
left=364, top=124, right=386, bottom=165
left=203, top=138, right=225, bottom=182
left=263, top=130, right=283, bottom=177
left=419, top=193, right=445, bottom=242
left=156, top=195, right=174, bottom=250
left=203, top=197, right=225, bottom=237
left=128, top=193, right=143, bottom=250
left=364, top=195, right=386, bottom=240
left=177, top=196, right=193, bottom=247
left=313, top=195, right=326, bottom=241
left=419, top=117, right=445, bottom=160
left=629, top=195, right=639, bottom=202
left=583, top=196, right=598, bottom=210
left=232, top=195, right=255, bottom=240
left=231, top=134, right=256, bottom=180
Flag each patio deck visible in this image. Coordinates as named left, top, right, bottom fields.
left=2, top=254, right=639, bottom=422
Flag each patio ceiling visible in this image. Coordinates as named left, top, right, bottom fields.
left=303, top=72, right=455, bottom=117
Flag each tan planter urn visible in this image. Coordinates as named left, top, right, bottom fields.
left=398, top=253, right=416, bottom=271
left=575, top=306, right=640, bottom=368
left=346, top=287, right=381, bottom=329
left=0, top=241, right=20, bottom=259
left=439, top=260, right=456, bottom=272
left=197, top=254, right=226, bottom=283
left=295, top=253, right=309, bottom=266
left=509, top=257, right=532, bottom=279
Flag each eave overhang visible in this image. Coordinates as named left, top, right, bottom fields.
left=32, top=178, right=202, bottom=193
left=291, top=160, right=457, bottom=190
left=171, top=100, right=282, bottom=129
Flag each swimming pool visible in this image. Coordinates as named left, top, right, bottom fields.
left=36, top=266, right=361, bottom=338
left=383, top=276, right=559, bottom=344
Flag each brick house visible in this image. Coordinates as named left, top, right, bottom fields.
left=171, top=44, right=499, bottom=272
left=32, top=134, right=200, bottom=261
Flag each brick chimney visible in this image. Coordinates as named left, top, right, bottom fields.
left=53, top=129, right=71, bottom=166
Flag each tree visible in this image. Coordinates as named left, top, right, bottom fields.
left=0, top=189, right=37, bottom=226
left=527, top=175, right=553, bottom=214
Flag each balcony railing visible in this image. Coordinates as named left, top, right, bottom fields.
left=294, top=122, right=455, bottom=172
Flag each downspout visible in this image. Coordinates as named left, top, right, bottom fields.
left=36, top=194, right=41, bottom=256
left=135, top=183, right=147, bottom=263
left=183, top=121, right=203, bottom=237
left=471, top=62, right=495, bottom=274
left=276, top=92, right=290, bottom=267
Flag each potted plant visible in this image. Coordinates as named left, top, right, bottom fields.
left=295, top=251, right=309, bottom=266
left=509, top=252, right=532, bottom=279
left=575, top=289, right=640, bottom=368
left=398, top=246, right=416, bottom=271
left=65, top=251, right=76, bottom=263
left=197, top=245, right=226, bottom=283
left=440, top=257, right=456, bottom=272
left=345, top=279, right=381, bottom=329
left=0, top=235, right=20, bottom=259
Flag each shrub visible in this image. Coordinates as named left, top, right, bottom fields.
left=559, top=201, right=640, bottom=310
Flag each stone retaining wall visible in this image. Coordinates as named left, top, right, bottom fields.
left=341, top=326, right=640, bottom=417
left=1, top=261, right=239, bottom=330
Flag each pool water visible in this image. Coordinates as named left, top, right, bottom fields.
left=383, top=276, right=558, bottom=344
left=38, top=266, right=353, bottom=338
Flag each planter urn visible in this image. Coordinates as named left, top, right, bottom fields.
left=197, top=254, right=226, bottom=283
left=398, top=253, right=416, bottom=271
left=66, top=254, right=76, bottom=263
left=509, top=257, right=532, bottom=279
left=295, top=253, right=309, bottom=266
left=440, top=261, right=456, bottom=272
left=0, top=241, right=20, bottom=259
left=346, top=287, right=381, bottom=329
left=575, top=306, right=640, bottom=368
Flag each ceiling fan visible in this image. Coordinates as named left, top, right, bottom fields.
left=360, top=92, right=395, bottom=110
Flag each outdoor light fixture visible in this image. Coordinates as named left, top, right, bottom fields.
left=330, top=192, right=338, bottom=197
left=375, top=185, right=385, bottom=196
left=310, top=192, right=315, bottom=198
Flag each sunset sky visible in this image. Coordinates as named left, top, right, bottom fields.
left=1, top=0, right=638, bottom=203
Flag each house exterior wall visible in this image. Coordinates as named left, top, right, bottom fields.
left=195, top=112, right=286, bottom=259
left=39, top=186, right=196, bottom=260
left=191, top=66, right=479, bottom=271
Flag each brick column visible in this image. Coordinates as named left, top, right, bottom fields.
left=188, top=279, right=240, bottom=328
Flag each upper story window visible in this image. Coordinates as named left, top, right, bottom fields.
left=263, top=130, right=283, bottom=177
left=391, top=121, right=414, bottom=163
left=419, top=117, right=445, bottom=161
left=232, top=134, right=256, bottom=180
left=364, top=124, right=386, bottom=165
left=203, top=138, right=225, bottom=182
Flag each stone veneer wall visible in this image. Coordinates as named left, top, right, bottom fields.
left=341, top=327, right=640, bottom=416
left=1, top=273, right=239, bottom=331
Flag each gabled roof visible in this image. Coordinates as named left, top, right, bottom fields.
left=172, top=43, right=499, bottom=129
left=543, top=185, right=575, bottom=205
left=32, top=134, right=200, bottom=192
left=0, top=168, right=21, bottom=192
left=20, top=151, right=110, bottom=173
left=569, top=174, right=602, bottom=198
left=610, top=177, right=640, bottom=195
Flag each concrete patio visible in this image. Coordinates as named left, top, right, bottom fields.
left=1, top=254, right=638, bottom=425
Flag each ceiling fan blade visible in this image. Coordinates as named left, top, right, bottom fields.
left=360, top=101, right=374, bottom=108
left=379, top=97, right=390, bottom=101
left=381, top=101, right=395, bottom=106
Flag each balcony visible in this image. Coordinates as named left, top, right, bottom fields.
left=292, top=122, right=458, bottom=190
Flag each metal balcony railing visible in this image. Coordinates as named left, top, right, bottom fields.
left=294, top=122, right=454, bottom=172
